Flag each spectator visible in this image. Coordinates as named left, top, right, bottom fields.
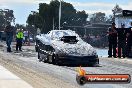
left=117, top=24, right=127, bottom=58
left=5, top=22, right=14, bottom=52
left=0, top=31, right=2, bottom=41
left=23, top=30, right=28, bottom=43
left=107, top=22, right=117, bottom=58
left=126, top=22, right=132, bottom=57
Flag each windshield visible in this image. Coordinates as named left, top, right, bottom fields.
left=52, top=31, right=77, bottom=39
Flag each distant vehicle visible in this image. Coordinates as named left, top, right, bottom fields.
left=35, top=30, right=99, bottom=66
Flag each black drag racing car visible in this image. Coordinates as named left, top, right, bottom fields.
left=35, top=30, right=99, bottom=66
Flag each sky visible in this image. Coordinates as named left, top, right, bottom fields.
left=0, top=0, right=132, bottom=25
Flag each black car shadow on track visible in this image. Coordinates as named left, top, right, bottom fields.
left=38, top=59, right=102, bottom=67
left=56, top=64, right=102, bottom=67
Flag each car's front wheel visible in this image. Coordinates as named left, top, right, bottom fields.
left=52, top=54, right=58, bottom=65
left=48, top=54, right=58, bottom=65
left=43, top=54, right=49, bottom=63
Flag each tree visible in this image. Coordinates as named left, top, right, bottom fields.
left=26, top=0, right=88, bottom=33
left=0, top=14, right=5, bottom=29
left=90, top=12, right=106, bottom=23
left=106, top=15, right=113, bottom=23
left=15, top=24, right=26, bottom=30
left=27, top=12, right=42, bottom=29
left=112, top=4, right=122, bottom=21
left=0, top=9, right=15, bottom=31
left=72, top=10, right=88, bottom=26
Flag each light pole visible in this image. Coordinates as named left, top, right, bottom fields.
left=59, top=0, right=61, bottom=30
left=31, top=11, right=38, bottom=42
left=53, top=17, right=54, bottom=30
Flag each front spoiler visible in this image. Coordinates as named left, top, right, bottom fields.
left=57, top=55, right=99, bottom=65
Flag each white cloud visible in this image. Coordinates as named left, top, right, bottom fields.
left=0, top=4, right=9, bottom=8
left=34, top=0, right=51, bottom=4
left=67, top=1, right=132, bottom=15
left=70, top=2, right=114, bottom=8
left=120, top=1, right=132, bottom=10
left=0, top=0, right=51, bottom=5
left=69, top=2, right=113, bottom=15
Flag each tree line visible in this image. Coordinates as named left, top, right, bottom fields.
left=26, top=1, right=123, bottom=34
left=0, top=9, right=15, bottom=30
left=27, top=0, right=89, bottom=33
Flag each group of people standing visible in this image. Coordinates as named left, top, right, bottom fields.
left=4, top=22, right=24, bottom=52
left=108, top=22, right=132, bottom=58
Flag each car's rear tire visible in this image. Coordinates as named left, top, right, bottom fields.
left=35, top=46, right=38, bottom=52
left=38, top=51, right=40, bottom=59
left=38, top=51, right=42, bottom=62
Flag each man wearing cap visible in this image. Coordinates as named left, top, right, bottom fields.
left=107, top=22, right=117, bottom=58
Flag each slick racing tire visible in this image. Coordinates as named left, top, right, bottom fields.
left=43, top=54, right=49, bottom=63
left=51, top=54, right=58, bottom=65
left=38, top=51, right=40, bottom=60
left=35, top=46, right=38, bottom=52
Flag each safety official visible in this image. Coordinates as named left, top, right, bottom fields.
left=16, top=29, right=24, bottom=51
